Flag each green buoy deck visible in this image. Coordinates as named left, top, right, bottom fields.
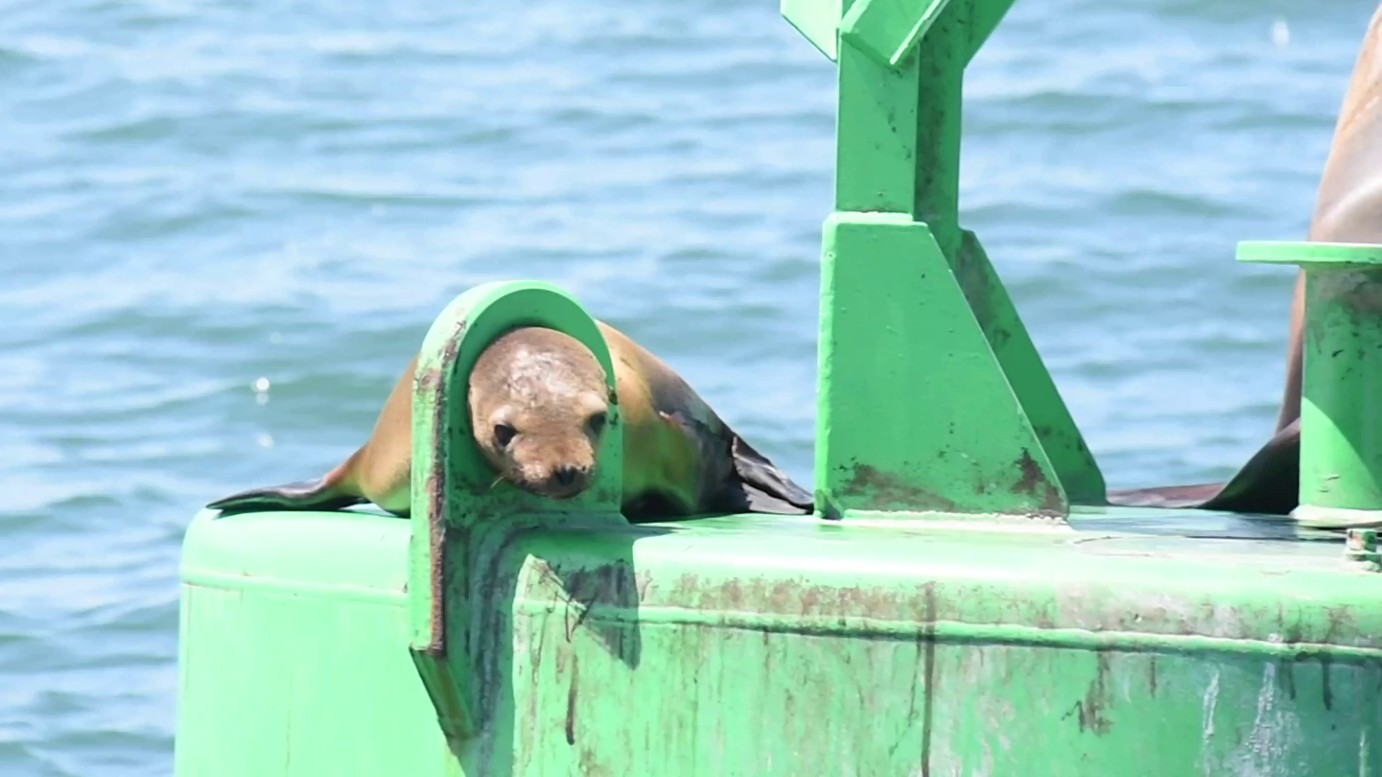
left=178, top=505, right=1382, bottom=775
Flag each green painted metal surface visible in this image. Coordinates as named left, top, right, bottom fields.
left=816, top=213, right=1069, bottom=518
left=177, top=502, right=1382, bottom=775
left=175, top=510, right=450, bottom=776
left=1241, top=242, right=1382, bottom=529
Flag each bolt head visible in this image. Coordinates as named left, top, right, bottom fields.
left=1347, top=528, right=1379, bottom=553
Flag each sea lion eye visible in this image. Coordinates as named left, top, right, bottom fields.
left=587, top=411, right=607, bottom=436
left=493, top=423, right=517, bottom=448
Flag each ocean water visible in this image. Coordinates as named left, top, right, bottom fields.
left=1, top=0, right=1373, bottom=772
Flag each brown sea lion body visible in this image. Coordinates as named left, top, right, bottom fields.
left=1109, top=5, right=1382, bottom=515
left=208, top=321, right=812, bottom=521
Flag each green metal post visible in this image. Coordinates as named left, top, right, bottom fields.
left=786, top=0, right=1105, bottom=520
left=1240, top=241, right=1382, bottom=529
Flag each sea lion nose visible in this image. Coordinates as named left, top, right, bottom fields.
left=553, top=465, right=580, bottom=487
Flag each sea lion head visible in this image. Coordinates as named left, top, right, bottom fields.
left=468, top=326, right=612, bottom=500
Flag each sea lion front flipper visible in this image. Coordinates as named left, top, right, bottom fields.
left=1106, top=419, right=1301, bottom=516
left=726, top=434, right=814, bottom=515
left=206, top=478, right=365, bottom=514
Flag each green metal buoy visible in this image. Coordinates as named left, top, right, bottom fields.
left=174, top=1, right=1382, bottom=774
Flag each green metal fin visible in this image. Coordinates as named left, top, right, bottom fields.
left=815, top=213, right=1068, bottom=518
left=953, top=230, right=1106, bottom=502
left=781, top=0, right=844, bottom=61
left=839, top=0, right=953, bottom=69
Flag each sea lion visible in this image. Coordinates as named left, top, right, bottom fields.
left=1108, top=5, right=1382, bottom=515
left=207, top=320, right=813, bottom=522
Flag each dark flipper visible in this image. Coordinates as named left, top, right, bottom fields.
left=1107, top=419, right=1301, bottom=516
left=726, top=434, right=814, bottom=515
left=206, top=478, right=365, bottom=514
left=1106, top=482, right=1228, bottom=510
left=657, top=409, right=814, bottom=516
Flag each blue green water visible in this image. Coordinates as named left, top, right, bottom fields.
left=1, top=0, right=1373, bottom=772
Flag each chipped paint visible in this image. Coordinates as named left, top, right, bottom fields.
left=1013, top=447, right=1065, bottom=516
left=1201, top=667, right=1220, bottom=755
left=837, top=462, right=962, bottom=513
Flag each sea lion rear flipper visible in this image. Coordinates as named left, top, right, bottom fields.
left=1106, top=482, right=1228, bottom=509
left=656, top=410, right=814, bottom=515
left=1197, top=418, right=1300, bottom=514
left=1106, top=419, right=1301, bottom=516
left=727, top=434, right=814, bottom=515
left=206, top=478, right=365, bottom=514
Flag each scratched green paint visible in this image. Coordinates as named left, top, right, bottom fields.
left=839, top=0, right=953, bottom=68
left=176, top=504, right=1382, bottom=775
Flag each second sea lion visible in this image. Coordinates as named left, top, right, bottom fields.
left=1108, top=5, right=1382, bottom=515
left=207, top=320, right=813, bottom=522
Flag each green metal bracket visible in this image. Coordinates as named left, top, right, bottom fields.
left=1239, top=242, right=1382, bottom=530
left=839, top=0, right=953, bottom=68
left=785, top=0, right=1014, bottom=64
left=1345, top=528, right=1382, bottom=571
left=785, top=0, right=1105, bottom=519
left=407, top=280, right=626, bottom=745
